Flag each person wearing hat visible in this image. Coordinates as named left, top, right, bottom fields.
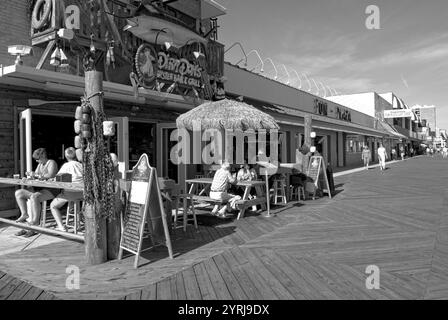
left=14, top=148, right=59, bottom=237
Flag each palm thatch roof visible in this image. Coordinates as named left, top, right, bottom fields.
left=176, top=99, right=280, bottom=131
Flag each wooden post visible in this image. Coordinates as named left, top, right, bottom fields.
left=84, top=71, right=107, bottom=265
left=304, top=115, right=312, bottom=147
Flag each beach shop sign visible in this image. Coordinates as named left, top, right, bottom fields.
left=384, top=109, right=413, bottom=118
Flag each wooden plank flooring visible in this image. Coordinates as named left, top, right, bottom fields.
left=2, top=156, right=448, bottom=299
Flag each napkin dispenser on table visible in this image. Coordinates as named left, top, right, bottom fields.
left=56, top=173, right=72, bottom=182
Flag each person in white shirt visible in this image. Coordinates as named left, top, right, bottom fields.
left=49, top=147, right=83, bottom=232
left=14, top=148, right=59, bottom=237
left=442, top=146, right=448, bottom=159
left=377, top=143, right=388, bottom=172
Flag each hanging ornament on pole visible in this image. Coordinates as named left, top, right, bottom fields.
left=50, top=45, right=61, bottom=66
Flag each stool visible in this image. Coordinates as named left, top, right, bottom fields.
left=40, top=200, right=48, bottom=227
left=194, top=174, right=208, bottom=196
left=174, top=193, right=198, bottom=232
left=272, top=178, right=287, bottom=204
left=65, top=200, right=82, bottom=234
left=290, top=185, right=306, bottom=201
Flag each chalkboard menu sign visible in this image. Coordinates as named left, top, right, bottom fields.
left=307, top=156, right=332, bottom=199
left=118, top=154, right=173, bottom=268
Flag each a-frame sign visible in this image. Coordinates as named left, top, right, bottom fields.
left=306, top=156, right=332, bottom=199
left=118, top=154, right=173, bottom=268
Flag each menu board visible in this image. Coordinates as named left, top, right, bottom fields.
left=307, top=156, right=332, bottom=199
left=118, top=154, right=173, bottom=268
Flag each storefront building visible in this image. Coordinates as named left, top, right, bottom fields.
left=0, top=0, right=227, bottom=217
left=223, top=62, right=398, bottom=168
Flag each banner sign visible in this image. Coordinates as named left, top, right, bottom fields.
left=384, top=109, right=413, bottom=118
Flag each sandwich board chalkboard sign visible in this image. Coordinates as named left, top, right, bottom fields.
left=118, top=154, right=173, bottom=268
left=307, top=156, right=332, bottom=199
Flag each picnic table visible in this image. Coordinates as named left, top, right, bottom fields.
left=185, top=177, right=267, bottom=220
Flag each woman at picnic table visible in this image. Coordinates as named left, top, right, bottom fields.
left=14, top=148, right=59, bottom=237
left=209, top=162, right=241, bottom=218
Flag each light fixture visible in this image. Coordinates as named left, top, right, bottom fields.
left=311, top=78, right=320, bottom=96
left=237, top=49, right=264, bottom=72
left=290, top=69, right=302, bottom=89
left=193, top=51, right=204, bottom=59
left=263, top=58, right=278, bottom=80
left=310, top=131, right=316, bottom=138
left=318, top=81, right=327, bottom=97
left=164, top=42, right=172, bottom=50
left=50, top=46, right=61, bottom=66
left=8, top=45, right=32, bottom=66
left=57, top=28, right=74, bottom=40
left=123, top=19, right=138, bottom=31
left=60, top=49, right=69, bottom=68
left=278, top=64, right=291, bottom=85
left=224, top=42, right=247, bottom=65
left=302, top=73, right=312, bottom=92
left=166, top=82, right=177, bottom=94
left=310, top=146, right=316, bottom=153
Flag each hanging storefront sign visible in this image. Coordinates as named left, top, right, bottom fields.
left=384, top=109, right=413, bottom=118
left=134, top=43, right=203, bottom=90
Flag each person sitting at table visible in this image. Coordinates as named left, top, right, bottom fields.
left=14, top=148, right=59, bottom=237
left=49, top=147, right=83, bottom=232
left=209, top=162, right=240, bottom=217
left=237, top=162, right=257, bottom=182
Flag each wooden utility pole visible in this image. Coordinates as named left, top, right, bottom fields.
left=304, top=114, right=312, bottom=147
left=84, top=71, right=107, bottom=265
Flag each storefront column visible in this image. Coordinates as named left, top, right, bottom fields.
left=337, top=131, right=344, bottom=167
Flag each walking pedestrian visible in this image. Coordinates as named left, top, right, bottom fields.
left=442, top=146, right=448, bottom=159
left=361, top=145, right=371, bottom=170
left=377, top=143, right=388, bottom=172
left=400, top=145, right=405, bottom=161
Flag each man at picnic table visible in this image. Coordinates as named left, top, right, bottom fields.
left=209, top=162, right=241, bottom=218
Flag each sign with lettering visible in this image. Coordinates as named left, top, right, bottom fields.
left=118, top=154, right=173, bottom=268
left=134, top=43, right=203, bottom=90
left=314, top=99, right=328, bottom=116
left=384, top=109, right=413, bottom=118
left=336, top=106, right=352, bottom=122
left=307, top=156, right=332, bottom=199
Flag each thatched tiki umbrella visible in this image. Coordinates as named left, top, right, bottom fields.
left=176, top=98, right=280, bottom=216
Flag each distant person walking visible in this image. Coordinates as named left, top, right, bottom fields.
left=361, top=145, right=371, bottom=170
left=377, top=143, right=388, bottom=172
left=399, top=145, right=405, bottom=161
left=391, top=148, right=397, bottom=161
left=442, top=146, right=448, bottom=159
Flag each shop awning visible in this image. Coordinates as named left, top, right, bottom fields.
left=0, top=64, right=198, bottom=110
left=377, top=120, right=407, bottom=140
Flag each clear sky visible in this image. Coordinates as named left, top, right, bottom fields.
left=217, top=0, right=448, bottom=131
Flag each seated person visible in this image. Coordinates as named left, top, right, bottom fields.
left=209, top=162, right=240, bottom=217
left=49, top=147, right=83, bottom=232
left=237, top=163, right=259, bottom=211
left=237, top=163, right=257, bottom=182
left=15, top=148, right=59, bottom=237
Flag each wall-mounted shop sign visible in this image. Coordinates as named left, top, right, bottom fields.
left=314, top=99, right=328, bottom=116
left=336, top=106, right=352, bottom=122
left=384, top=109, right=413, bottom=118
left=134, top=43, right=203, bottom=89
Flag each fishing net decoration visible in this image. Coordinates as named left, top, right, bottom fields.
left=80, top=93, right=116, bottom=234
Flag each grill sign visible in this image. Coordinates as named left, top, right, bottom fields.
left=157, top=52, right=202, bottom=87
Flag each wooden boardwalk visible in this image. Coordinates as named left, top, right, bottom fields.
left=1, top=156, right=448, bottom=299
